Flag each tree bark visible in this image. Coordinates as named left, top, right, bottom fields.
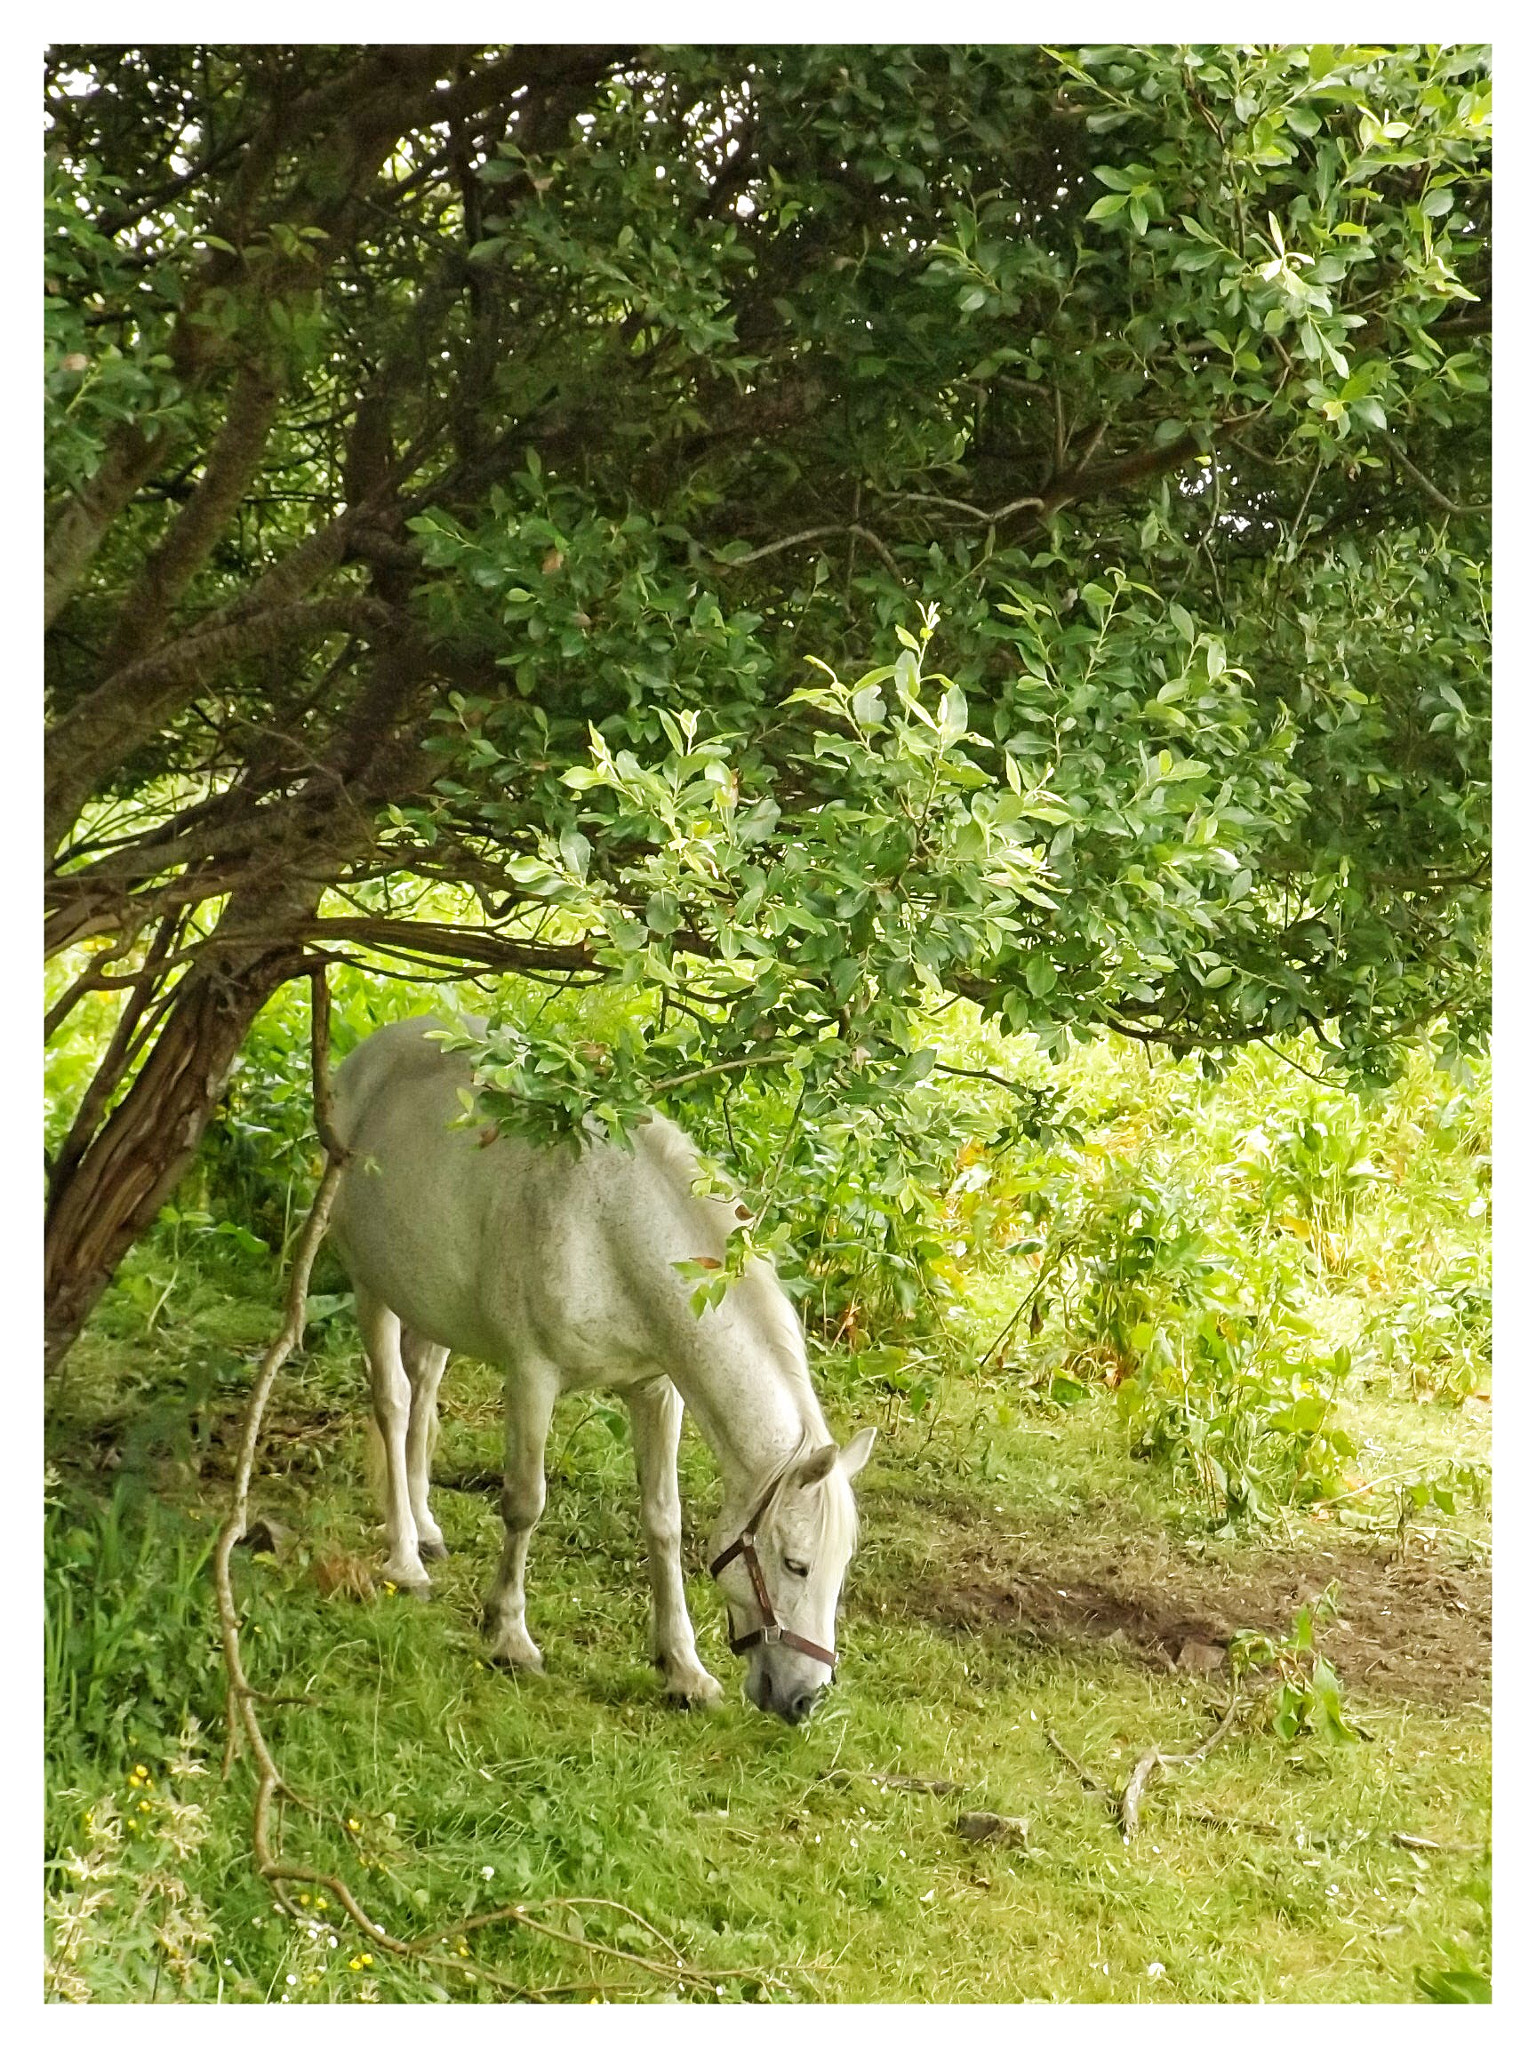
left=42, top=881, right=319, bottom=1371
left=43, top=618, right=434, bottom=1370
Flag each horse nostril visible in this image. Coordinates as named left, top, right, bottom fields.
left=785, top=1688, right=817, bottom=1725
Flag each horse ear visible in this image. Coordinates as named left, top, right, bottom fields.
left=795, top=1443, right=838, bottom=1487
left=838, top=1426, right=877, bottom=1479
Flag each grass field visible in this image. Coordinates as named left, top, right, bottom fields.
left=44, top=1242, right=1490, bottom=2004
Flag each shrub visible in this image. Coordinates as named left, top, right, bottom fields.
left=1359, top=1248, right=1491, bottom=1403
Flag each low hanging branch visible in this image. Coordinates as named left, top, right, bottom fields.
left=210, top=968, right=791, bottom=2002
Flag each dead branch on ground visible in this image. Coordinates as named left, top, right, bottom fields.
left=1046, top=1691, right=1245, bottom=1841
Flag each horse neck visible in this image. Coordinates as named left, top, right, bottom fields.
left=668, top=1278, right=829, bottom=1511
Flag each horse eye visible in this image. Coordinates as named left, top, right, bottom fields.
left=784, top=1558, right=810, bottom=1578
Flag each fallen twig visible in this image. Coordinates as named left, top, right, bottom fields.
left=1390, top=1832, right=1482, bottom=1855
left=1043, top=1727, right=1114, bottom=1805
left=826, top=1769, right=961, bottom=1797
left=1119, top=1692, right=1242, bottom=1840
left=1047, top=1694, right=1245, bottom=1842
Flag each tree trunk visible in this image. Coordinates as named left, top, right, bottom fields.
left=43, top=890, right=317, bottom=1372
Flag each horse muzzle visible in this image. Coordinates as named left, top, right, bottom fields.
left=748, top=1660, right=828, bottom=1724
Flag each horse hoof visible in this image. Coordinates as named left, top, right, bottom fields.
left=488, top=1649, right=545, bottom=1677
left=379, top=1570, right=432, bottom=1600
left=483, top=1626, right=544, bottom=1674
left=418, top=1539, right=449, bottom=1561
left=663, top=1675, right=725, bottom=1711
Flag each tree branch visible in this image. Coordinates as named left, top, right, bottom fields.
left=46, top=496, right=382, bottom=857
left=1384, top=435, right=1490, bottom=517
left=99, top=359, right=285, bottom=677
left=715, top=523, right=902, bottom=580
left=296, top=917, right=604, bottom=982
left=44, top=422, right=169, bottom=629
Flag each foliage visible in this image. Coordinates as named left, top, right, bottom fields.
left=1359, top=1248, right=1490, bottom=1403
left=1415, top=1963, right=1492, bottom=2003
left=44, top=1476, right=223, bottom=1764
left=1229, top=1583, right=1364, bottom=1743
left=46, top=1719, right=222, bottom=2002
left=43, top=42, right=1491, bottom=1354
left=937, top=1029, right=1490, bottom=1525
left=1227, top=1084, right=1383, bottom=1271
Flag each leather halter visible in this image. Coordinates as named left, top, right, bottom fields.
left=709, top=1475, right=837, bottom=1671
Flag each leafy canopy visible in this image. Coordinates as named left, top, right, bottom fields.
left=46, top=43, right=1490, bottom=1150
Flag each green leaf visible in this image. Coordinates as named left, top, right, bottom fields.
left=850, top=682, right=886, bottom=728
left=1415, top=1968, right=1491, bottom=2004
left=644, top=892, right=681, bottom=935
left=558, top=827, right=591, bottom=880
left=938, top=682, right=969, bottom=743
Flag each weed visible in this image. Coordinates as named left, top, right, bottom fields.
left=1358, top=1249, right=1490, bottom=1404
left=45, top=1481, right=223, bottom=1765
left=1229, top=1586, right=1364, bottom=1744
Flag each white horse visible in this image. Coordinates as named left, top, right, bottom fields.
left=326, top=1016, right=875, bottom=1723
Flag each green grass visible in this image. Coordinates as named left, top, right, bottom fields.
left=45, top=1249, right=1491, bottom=2004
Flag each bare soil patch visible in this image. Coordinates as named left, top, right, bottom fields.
left=890, top=1499, right=1489, bottom=1708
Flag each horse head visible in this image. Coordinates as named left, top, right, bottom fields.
left=711, top=1428, right=877, bottom=1723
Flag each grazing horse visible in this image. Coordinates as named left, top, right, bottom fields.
left=327, top=1016, right=875, bottom=1722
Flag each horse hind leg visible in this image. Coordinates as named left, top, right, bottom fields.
left=355, top=1285, right=432, bottom=1594
left=400, top=1329, right=450, bottom=1560
left=482, top=1366, right=556, bottom=1673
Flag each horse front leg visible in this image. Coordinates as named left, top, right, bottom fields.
left=482, top=1367, right=556, bottom=1673
left=626, top=1377, right=723, bottom=1708
left=356, top=1286, right=431, bottom=1594
left=400, top=1329, right=450, bottom=1560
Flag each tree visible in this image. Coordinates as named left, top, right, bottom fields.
left=44, top=43, right=1491, bottom=1365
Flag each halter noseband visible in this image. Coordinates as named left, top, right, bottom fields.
left=708, top=1474, right=837, bottom=1671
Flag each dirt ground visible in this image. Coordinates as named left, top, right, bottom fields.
left=904, top=1502, right=1490, bottom=1709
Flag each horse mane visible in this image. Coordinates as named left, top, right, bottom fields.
left=635, top=1108, right=705, bottom=1187
left=639, top=1113, right=854, bottom=1551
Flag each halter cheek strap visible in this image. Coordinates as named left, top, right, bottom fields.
left=709, top=1487, right=837, bottom=1672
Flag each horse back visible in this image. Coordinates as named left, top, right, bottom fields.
left=328, top=1017, right=735, bottom=1387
